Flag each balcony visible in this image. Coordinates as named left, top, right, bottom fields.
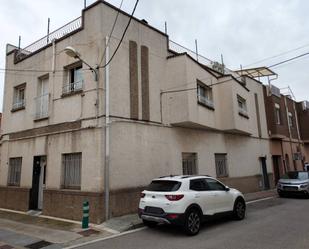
left=62, top=80, right=83, bottom=96
left=34, top=94, right=49, bottom=120
left=15, top=17, right=82, bottom=63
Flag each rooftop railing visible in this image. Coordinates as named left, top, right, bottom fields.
left=16, top=17, right=82, bottom=61
left=169, top=40, right=240, bottom=78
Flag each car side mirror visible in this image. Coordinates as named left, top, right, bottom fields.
left=225, top=186, right=230, bottom=192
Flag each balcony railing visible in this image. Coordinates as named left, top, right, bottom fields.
left=16, top=17, right=82, bottom=61
left=12, top=100, right=25, bottom=110
left=63, top=80, right=83, bottom=95
left=239, top=108, right=249, bottom=117
left=34, top=93, right=49, bottom=119
left=198, top=95, right=214, bottom=109
left=169, top=40, right=240, bottom=78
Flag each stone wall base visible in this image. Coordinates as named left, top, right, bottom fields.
left=0, top=187, right=30, bottom=211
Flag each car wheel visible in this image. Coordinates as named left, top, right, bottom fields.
left=184, top=209, right=201, bottom=236
left=233, top=198, right=246, bottom=220
left=142, top=219, right=157, bottom=228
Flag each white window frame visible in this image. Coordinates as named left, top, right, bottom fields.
left=237, top=95, right=248, bottom=117
left=63, top=63, right=83, bottom=94
left=275, top=103, right=281, bottom=125
left=12, top=84, right=26, bottom=110
left=197, top=80, right=214, bottom=109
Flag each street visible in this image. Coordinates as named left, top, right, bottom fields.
left=75, top=197, right=309, bottom=249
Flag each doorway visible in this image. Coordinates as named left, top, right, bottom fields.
left=272, top=156, right=281, bottom=184
left=260, top=157, right=270, bottom=190
left=29, top=156, right=46, bottom=210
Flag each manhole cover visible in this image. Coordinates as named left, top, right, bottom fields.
left=25, top=240, right=52, bottom=249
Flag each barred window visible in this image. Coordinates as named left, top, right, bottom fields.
left=182, top=153, right=198, bottom=175
left=215, top=154, right=228, bottom=178
left=62, top=153, right=82, bottom=189
left=8, top=157, right=22, bottom=186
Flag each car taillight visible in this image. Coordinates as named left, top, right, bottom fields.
left=165, top=194, right=184, bottom=201
left=140, top=193, right=145, bottom=198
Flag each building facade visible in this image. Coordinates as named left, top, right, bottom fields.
left=1, top=1, right=276, bottom=223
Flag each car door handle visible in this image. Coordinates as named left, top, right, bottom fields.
left=195, top=194, right=201, bottom=198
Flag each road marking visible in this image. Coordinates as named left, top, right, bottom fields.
left=63, top=227, right=147, bottom=249
left=246, top=196, right=276, bottom=204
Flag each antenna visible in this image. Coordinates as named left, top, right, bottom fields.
left=164, top=21, right=167, bottom=34
left=18, top=35, right=21, bottom=50
left=84, top=0, right=87, bottom=8
left=195, top=39, right=198, bottom=61
left=47, top=18, right=50, bottom=43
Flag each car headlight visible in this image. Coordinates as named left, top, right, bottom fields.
left=300, top=184, right=308, bottom=188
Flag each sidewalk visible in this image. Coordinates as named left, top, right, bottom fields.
left=0, top=189, right=277, bottom=249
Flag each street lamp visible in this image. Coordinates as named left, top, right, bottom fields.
left=64, top=44, right=110, bottom=221
left=64, top=46, right=98, bottom=81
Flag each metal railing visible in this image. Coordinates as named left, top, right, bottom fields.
left=63, top=80, right=83, bottom=94
left=16, top=17, right=82, bottom=59
left=169, top=40, right=240, bottom=78
left=12, top=100, right=25, bottom=110
left=34, top=93, right=49, bottom=119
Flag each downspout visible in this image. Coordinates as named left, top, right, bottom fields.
left=293, top=101, right=303, bottom=165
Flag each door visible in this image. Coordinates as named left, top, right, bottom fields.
left=260, top=157, right=270, bottom=190
left=29, top=156, right=46, bottom=210
left=272, top=156, right=281, bottom=184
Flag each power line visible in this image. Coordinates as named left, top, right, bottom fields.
left=98, top=0, right=124, bottom=67
left=99, top=0, right=140, bottom=69
left=268, top=52, right=309, bottom=68
left=244, top=42, right=309, bottom=67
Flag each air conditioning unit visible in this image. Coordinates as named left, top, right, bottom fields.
left=302, top=101, right=309, bottom=111
left=270, top=84, right=281, bottom=98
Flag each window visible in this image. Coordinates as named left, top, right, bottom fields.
left=182, top=153, right=198, bottom=175
left=205, top=178, right=226, bottom=191
left=288, top=112, right=293, bottom=127
left=215, top=154, right=228, bottom=178
left=237, top=95, right=248, bottom=117
left=63, top=63, right=83, bottom=94
left=197, top=80, right=214, bottom=109
left=190, top=179, right=209, bottom=191
left=62, top=153, right=82, bottom=189
left=35, top=76, right=49, bottom=119
left=8, top=158, right=22, bottom=186
left=275, top=103, right=281, bottom=125
left=147, top=180, right=181, bottom=192
left=12, top=84, right=26, bottom=110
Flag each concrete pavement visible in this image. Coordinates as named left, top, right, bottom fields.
left=73, top=196, right=309, bottom=249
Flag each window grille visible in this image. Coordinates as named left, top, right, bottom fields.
left=62, top=153, right=82, bottom=189
left=215, top=154, right=228, bottom=177
left=8, top=157, right=22, bottom=186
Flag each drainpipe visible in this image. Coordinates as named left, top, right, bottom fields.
left=104, top=36, right=110, bottom=220
left=293, top=101, right=303, bottom=165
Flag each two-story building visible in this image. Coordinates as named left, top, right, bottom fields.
left=0, top=0, right=274, bottom=223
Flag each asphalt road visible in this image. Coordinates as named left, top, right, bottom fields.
left=76, top=196, right=309, bottom=249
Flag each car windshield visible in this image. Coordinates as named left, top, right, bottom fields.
left=282, top=172, right=309, bottom=180
left=147, top=180, right=181, bottom=192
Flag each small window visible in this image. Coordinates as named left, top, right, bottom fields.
left=215, top=153, right=229, bottom=178
left=12, top=84, right=26, bottom=110
left=237, top=95, right=248, bottom=117
left=197, top=80, right=214, bottom=109
left=147, top=180, right=181, bottom=192
left=182, top=153, right=198, bottom=175
left=275, top=103, right=281, bottom=125
left=62, top=153, right=82, bottom=189
left=63, top=63, right=83, bottom=94
left=190, top=179, right=209, bottom=191
left=8, top=157, right=22, bottom=186
left=205, top=178, right=226, bottom=191
left=288, top=112, right=293, bottom=127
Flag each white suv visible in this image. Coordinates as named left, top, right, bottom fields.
left=138, top=175, right=246, bottom=235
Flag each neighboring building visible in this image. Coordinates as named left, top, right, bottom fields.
left=262, top=82, right=306, bottom=183
left=296, top=101, right=309, bottom=166
left=0, top=1, right=274, bottom=223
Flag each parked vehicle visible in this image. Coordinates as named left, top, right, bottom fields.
left=138, top=175, right=246, bottom=235
left=277, top=171, right=309, bottom=197
left=304, top=162, right=309, bottom=172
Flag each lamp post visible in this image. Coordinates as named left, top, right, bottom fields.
left=65, top=45, right=110, bottom=221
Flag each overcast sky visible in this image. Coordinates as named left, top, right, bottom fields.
left=1, top=0, right=308, bottom=111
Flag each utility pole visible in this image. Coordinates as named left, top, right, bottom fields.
left=104, top=36, right=110, bottom=220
